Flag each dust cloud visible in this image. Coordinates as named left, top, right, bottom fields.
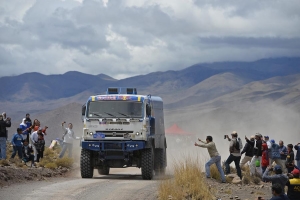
left=164, top=100, right=300, bottom=170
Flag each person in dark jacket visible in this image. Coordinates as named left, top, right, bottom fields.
left=263, top=165, right=289, bottom=196
left=286, top=144, right=295, bottom=173
left=11, top=128, right=24, bottom=160
left=240, top=135, right=254, bottom=167
left=294, top=143, right=300, bottom=168
left=279, top=140, right=288, bottom=161
left=22, top=140, right=34, bottom=167
left=286, top=168, right=300, bottom=200
left=270, top=183, right=289, bottom=200
left=35, top=134, right=45, bottom=162
left=245, top=133, right=263, bottom=176
left=0, top=115, right=11, bottom=160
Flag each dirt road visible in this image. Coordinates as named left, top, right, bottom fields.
left=0, top=168, right=159, bottom=200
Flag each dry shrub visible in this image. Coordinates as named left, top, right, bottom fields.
left=45, top=162, right=58, bottom=169
left=158, top=155, right=215, bottom=200
left=16, top=162, right=24, bottom=168
left=44, top=148, right=56, bottom=157
left=251, top=176, right=261, bottom=185
left=55, top=157, right=73, bottom=168
left=210, top=164, right=221, bottom=181
left=0, top=159, right=9, bottom=166
left=242, top=175, right=251, bottom=184
left=39, top=157, right=53, bottom=167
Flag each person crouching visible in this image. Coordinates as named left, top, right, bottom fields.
left=22, top=140, right=35, bottom=167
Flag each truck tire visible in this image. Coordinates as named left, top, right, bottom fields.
left=141, top=147, right=154, bottom=180
left=80, top=149, right=94, bottom=178
left=98, top=166, right=110, bottom=175
left=154, top=148, right=166, bottom=175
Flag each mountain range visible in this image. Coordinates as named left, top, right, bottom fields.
left=1, top=57, right=300, bottom=148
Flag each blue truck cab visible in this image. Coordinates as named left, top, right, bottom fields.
left=80, top=87, right=167, bottom=180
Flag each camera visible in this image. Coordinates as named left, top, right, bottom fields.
left=224, top=135, right=227, bottom=139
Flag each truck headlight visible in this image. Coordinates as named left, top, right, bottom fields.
left=89, top=132, right=93, bottom=135
left=136, top=132, right=140, bottom=136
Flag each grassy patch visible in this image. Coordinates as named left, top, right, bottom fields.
left=158, top=155, right=215, bottom=200
left=45, top=162, right=58, bottom=169
left=210, top=164, right=221, bottom=181
left=0, top=159, right=9, bottom=166
left=55, top=157, right=73, bottom=168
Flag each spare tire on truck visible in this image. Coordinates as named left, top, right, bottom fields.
left=80, top=149, right=94, bottom=178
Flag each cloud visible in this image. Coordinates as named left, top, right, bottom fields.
left=0, top=0, right=300, bottom=79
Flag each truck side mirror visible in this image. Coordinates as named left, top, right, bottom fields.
left=146, top=104, right=151, bottom=116
left=82, top=105, right=86, bottom=116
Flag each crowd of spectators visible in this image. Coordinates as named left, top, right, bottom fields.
left=195, top=131, right=300, bottom=200
left=0, top=112, right=76, bottom=167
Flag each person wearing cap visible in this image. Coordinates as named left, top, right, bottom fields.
left=240, top=135, right=254, bottom=168
left=270, top=183, right=289, bottom=200
left=224, top=131, right=243, bottom=179
left=10, top=128, right=24, bottom=160
left=245, top=133, right=263, bottom=176
left=294, top=142, right=300, bottom=168
left=0, top=114, right=11, bottom=160
left=263, top=165, right=289, bottom=196
left=270, top=139, right=287, bottom=173
left=30, top=127, right=43, bottom=161
left=286, top=168, right=300, bottom=200
left=195, top=135, right=226, bottom=183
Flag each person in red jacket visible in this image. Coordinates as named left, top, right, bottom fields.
left=261, top=143, right=269, bottom=174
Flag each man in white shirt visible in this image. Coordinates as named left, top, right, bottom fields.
left=30, top=127, right=43, bottom=161
left=59, top=122, right=76, bottom=158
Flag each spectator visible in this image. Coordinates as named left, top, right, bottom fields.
left=35, top=134, right=45, bottom=162
left=270, top=183, right=289, bottom=200
left=224, top=131, right=242, bottom=179
left=294, top=143, right=300, bottom=168
left=261, top=143, right=269, bottom=174
left=22, top=140, right=34, bottom=167
left=10, top=128, right=24, bottom=160
left=0, top=114, right=11, bottom=160
left=25, top=113, right=32, bottom=129
left=194, top=135, right=226, bottom=183
left=245, top=133, right=263, bottom=176
left=30, top=127, right=43, bottom=161
left=286, top=144, right=295, bottom=173
left=270, top=139, right=287, bottom=173
left=240, top=135, right=254, bottom=168
left=59, top=122, right=76, bottom=158
left=20, top=118, right=29, bottom=141
left=262, top=165, right=289, bottom=195
left=279, top=140, right=288, bottom=161
left=286, top=168, right=300, bottom=200
left=264, top=135, right=272, bottom=163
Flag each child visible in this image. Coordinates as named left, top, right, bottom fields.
left=261, top=143, right=269, bottom=174
left=22, top=140, right=35, bottom=167
left=34, top=134, right=45, bottom=162
left=11, top=128, right=24, bottom=160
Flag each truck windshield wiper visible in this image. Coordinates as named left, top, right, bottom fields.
left=117, top=112, right=131, bottom=118
left=104, top=112, right=116, bottom=117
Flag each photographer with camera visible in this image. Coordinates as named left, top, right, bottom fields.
left=0, top=113, right=11, bottom=160
left=224, top=131, right=243, bottom=179
left=262, top=165, right=288, bottom=196
left=286, top=144, right=295, bottom=173
left=240, top=135, right=254, bottom=168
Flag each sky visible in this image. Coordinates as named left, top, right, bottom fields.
left=0, top=0, right=300, bottom=79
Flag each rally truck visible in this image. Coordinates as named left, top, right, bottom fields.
left=80, top=87, right=167, bottom=180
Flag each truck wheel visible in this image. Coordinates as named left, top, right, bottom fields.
left=98, top=166, right=110, bottom=175
left=154, top=148, right=166, bottom=175
left=80, top=149, right=94, bottom=178
left=141, top=147, right=154, bottom=180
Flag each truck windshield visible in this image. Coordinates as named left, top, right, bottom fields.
left=87, top=101, right=143, bottom=118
